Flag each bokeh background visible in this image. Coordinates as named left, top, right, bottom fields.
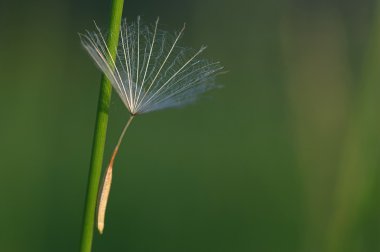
left=1, top=0, right=380, bottom=251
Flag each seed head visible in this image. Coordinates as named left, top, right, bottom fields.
left=80, top=17, right=223, bottom=115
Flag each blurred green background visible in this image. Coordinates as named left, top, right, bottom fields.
left=1, top=0, right=380, bottom=251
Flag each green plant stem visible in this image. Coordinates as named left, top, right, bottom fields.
left=79, top=0, right=124, bottom=251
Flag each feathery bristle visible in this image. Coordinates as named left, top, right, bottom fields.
left=80, top=17, right=223, bottom=115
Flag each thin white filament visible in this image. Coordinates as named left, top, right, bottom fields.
left=135, top=17, right=159, bottom=106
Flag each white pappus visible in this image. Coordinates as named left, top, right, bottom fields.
left=80, top=16, right=223, bottom=115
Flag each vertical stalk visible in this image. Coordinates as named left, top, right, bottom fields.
left=79, top=0, right=124, bottom=251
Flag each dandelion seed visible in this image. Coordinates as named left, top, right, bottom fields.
left=80, top=17, right=223, bottom=234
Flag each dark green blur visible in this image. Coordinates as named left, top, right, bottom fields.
left=1, top=0, right=380, bottom=251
